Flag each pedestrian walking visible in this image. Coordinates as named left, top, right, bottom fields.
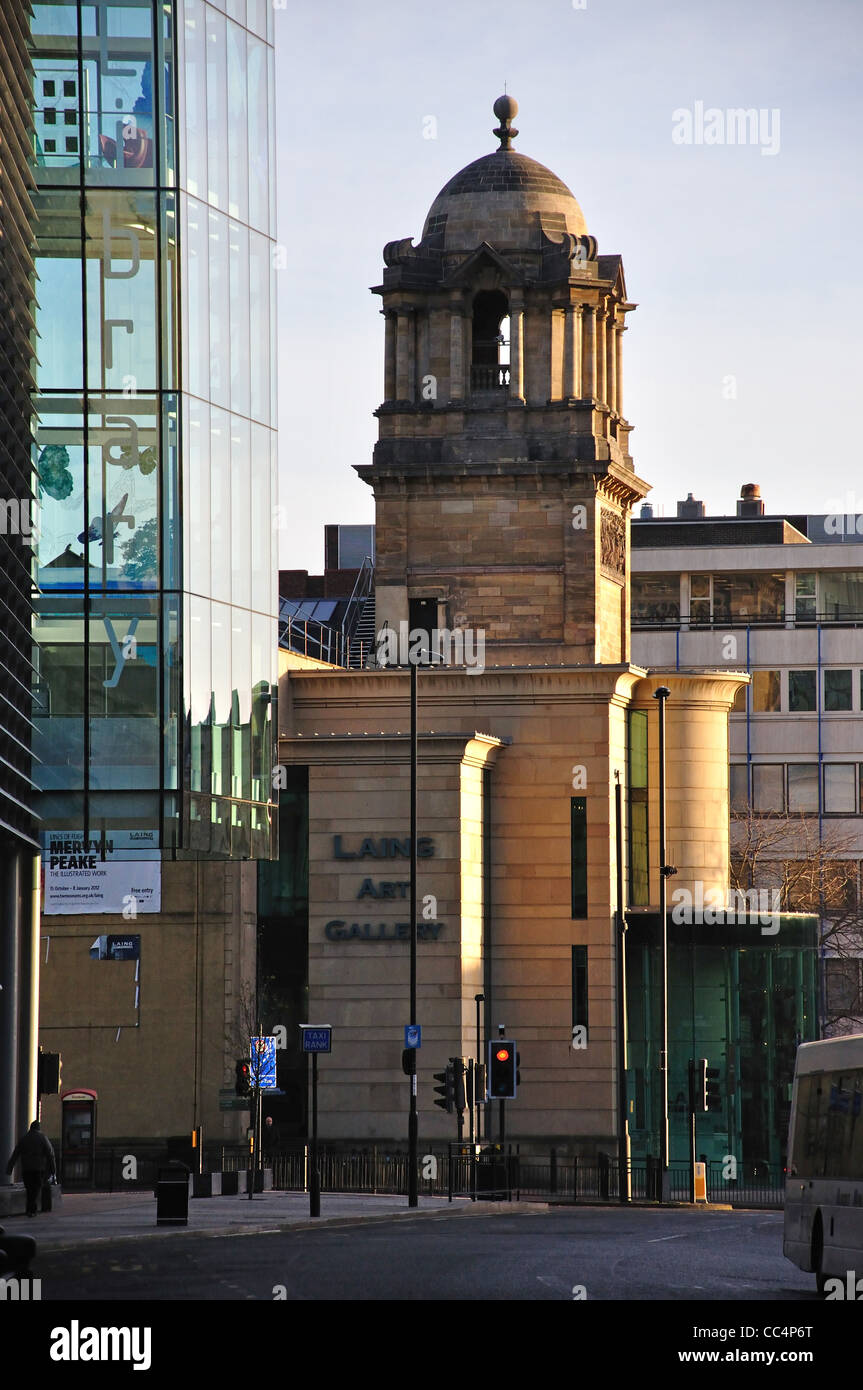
left=6, top=1120, right=57, bottom=1217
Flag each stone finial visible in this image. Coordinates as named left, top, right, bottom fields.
left=492, top=94, right=519, bottom=150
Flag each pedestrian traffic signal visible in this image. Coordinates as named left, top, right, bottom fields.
left=488, top=1040, right=517, bottom=1099
left=433, top=1064, right=455, bottom=1113
left=705, top=1066, right=721, bottom=1113
left=235, top=1059, right=251, bottom=1097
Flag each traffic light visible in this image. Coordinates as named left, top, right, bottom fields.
left=38, top=1051, right=61, bottom=1096
left=516, top=1052, right=521, bottom=1088
left=488, top=1040, right=517, bottom=1099
left=691, top=1058, right=708, bottom=1112
left=235, top=1059, right=251, bottom=1097
left=433, top=1064, right=455, bottom=1113
left=402, top=1048, right=416, bottom=1076
left=452, top=1057, right=467, bottom=1113
left=475, top=1061, right=487, bottom=1104
left=706, top=1066, right=721, bottom=1113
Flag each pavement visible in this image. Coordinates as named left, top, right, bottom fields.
left=1, top=1188, right=531, bottom=1252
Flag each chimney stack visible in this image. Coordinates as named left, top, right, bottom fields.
left=639, top=503, right=654, bottom=520
left=737, top=483, right=764, bottom=518
left=676, top=492, right=705, bottom=519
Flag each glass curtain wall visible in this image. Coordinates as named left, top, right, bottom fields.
left=30, top=0, right=277, bottom=858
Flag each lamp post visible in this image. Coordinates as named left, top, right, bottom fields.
left=408, top=659, right=418, bottom=1207
left=653, top=685, right=673, bottom=1203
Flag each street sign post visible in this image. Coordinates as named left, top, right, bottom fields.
left=300, top=1025, right=332, bottom=1216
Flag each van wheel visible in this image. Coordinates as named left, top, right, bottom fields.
left=811, top=1213, right=826, bottom=1296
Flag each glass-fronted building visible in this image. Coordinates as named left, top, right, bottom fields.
left=30, top=0, right=278, bottom=861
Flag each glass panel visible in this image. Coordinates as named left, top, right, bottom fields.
left=247, top=0, right=267, bottom=37
left=631, top=574, right=680, bottom=624
left=230, top=415, right=251, bottom=609
left=159, top=2, right=176, bottom=185
left=205, top=4, right=228, bottom=209
left=823, top=764, right=856, bottom=814
left=33, top=190, right=84, bottom=390
left=712, top=573, right=785, bottom=623
left=571, top=797, right=587, bottom=918
left=34, top=401, right=86, bottom=591
left=752, top=764, right=784, bottom=812
left=795, top=572, right=816, bottom=621
left=161, top=395, right=180, bottom=588
left=80, top=0, right=157, bottom=188
left=231, top=613, right=251, bottom=800
left=185, top=396, right=210, bottom=595
left=788, top=764, right=819, bottom=813
left=730, top=764, right=749, bottom=811
left=251, top=612, right=272, bottom=803
left=690, top=574, right=710, bottom=597
left=208, top=208, right=230, bottom=408
left=229, top=220, right=251, bottom=417
left=163, top=595, right=180, bottom=791
left=188, top=595, right=212, bottom=793
left=85, top=191, right=159, bottom=392
left=161, top=193, right=179, bottom=389
left=182, top=0, right=207, bottom=199
left=86, top=394, right=160, bottom=590
left=824, top=669, right=852, bottom=711
left=250, top=423, right=272, bottom=613
left=821, top=571, right=863, bottom=622
left=210, top=405, right=231, bottom=604
left=789, top=670, right=816, bottom=712
left=183, top=195, right=209, bottom=400
left=248, top=229, right=270, bottom=423
left=246, top=33, right=269, bottom=232
left=226, top=18, right=248, bottom=223
left=33, top=607, right=86, bottom=790
left=210, top=600, right=232, bottom=793
left=751, top=670, right=780, bottom=712
left=88, top=594, right=159, bottom=790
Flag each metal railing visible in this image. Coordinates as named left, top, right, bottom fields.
left=632, top=611, right=863, bottom=631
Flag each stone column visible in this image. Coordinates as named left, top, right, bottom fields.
left=563, top=303, right=583, bottom=399
left=581, top=304, right=596, bottom=398
left=509, top=298, right=525, bottom=401
left=384, top=311, right=396, bottom=402
left=606, top=310, right=617, bottom=415
left=396, top=310, right=412, bottom=401
left=449, top=303, right=465, bottom=401
left=614, top=320, right=624, bottom=416
left=595, top=303, right=607, bottom=406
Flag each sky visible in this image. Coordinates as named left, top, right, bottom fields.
left=273, top=0, right=863, bottom=574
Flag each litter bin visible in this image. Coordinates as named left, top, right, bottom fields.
left=475, top=1148, right=508, bottom=1201
left=155, top=1162, right=190, bottom=1225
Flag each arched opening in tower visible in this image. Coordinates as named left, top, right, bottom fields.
left=471, top=290, right=509, bottom=390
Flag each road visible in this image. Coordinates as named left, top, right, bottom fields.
left=30, top=1206, right=816, bottom=1301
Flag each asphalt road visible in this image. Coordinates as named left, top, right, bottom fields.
left=29, top=1206, right=817, bottom=1302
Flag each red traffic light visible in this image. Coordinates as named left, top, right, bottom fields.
left=495, top=1048, right=511, bottom=1062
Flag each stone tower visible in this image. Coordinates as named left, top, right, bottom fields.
left=357, top=96, right=650, bottom=665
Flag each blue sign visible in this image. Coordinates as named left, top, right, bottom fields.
left=250, top=1036, right=278, bottom=1089
left=302, top=1027, right=332, bottom=1054
left=404, top=1024, right=421, bottom=1049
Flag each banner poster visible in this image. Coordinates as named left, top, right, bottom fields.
left=42, top=831, right=161, bottom=916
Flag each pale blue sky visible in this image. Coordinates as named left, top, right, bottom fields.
left=274, top=0, right=863, bottom=573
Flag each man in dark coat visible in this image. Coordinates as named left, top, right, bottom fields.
left=6, top=1121, right=57, bottom=1216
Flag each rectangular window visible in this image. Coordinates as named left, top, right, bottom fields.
left=630, top=575, right=680, bottom=625
left=788, top=764, right=819, bottom=813
left=789, top=670, right=817, bottom=712
left=752, top=764, right=785, bottom=812
left=824, top=669, right=852, bottom=711
left=572, top=945, right=588, bottom=1041
left=823, top=764, right=856, bottom=814
left=730, top=764, right=749, bottom=810
left=713, top=573, right=786, bottom=623
left=689, top=574, right=711, bottom=626
left=825, top=960, right=863, bottom=1018
left=821, top=571, right=863, bottom=622
left=627, top=710, right=648, bottom=906
left=571, top=796, right=588, bottom=918
left=751, top=670, right=781, bottom=712
left=795, top=573, right=816, bottom=622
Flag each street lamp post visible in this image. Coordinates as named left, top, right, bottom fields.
left=653, top=686, right=674, bottom=1204
left=408, top=660, right=418, bottom=1207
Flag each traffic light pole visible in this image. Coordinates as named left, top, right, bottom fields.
left=408, top=661, right=419, bottom=1208
left=310, top=1051, right=320, bottom=1217
left=688, top=1060, right=696, bottom=1205
left=654, top=687, right=672, bottom=1204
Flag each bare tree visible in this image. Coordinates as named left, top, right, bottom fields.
left=730, top=809, right=863, bottom=1035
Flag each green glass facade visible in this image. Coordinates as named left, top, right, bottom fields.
left=625, top=915, right=820, bottom=1169
left=31, top=0, right=277, bottom=858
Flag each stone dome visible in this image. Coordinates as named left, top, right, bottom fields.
left=421, top=99, right=588, bottom=251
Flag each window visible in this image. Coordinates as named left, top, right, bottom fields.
left=630, top=575, right=680, bottom=625
left=788, top=764, right=819, bottom=813
left=571, top=796, right=588, bottom=918
left=824, top=669, right=852, bottom=711
left=823, top=764, right=856, bottom=814
left=795, top=573, right=816, bottom=622
left=689, top=574, right=711, bottom=625
left=789, top=670, right=817, bottom=712
left=627, top=710, right=649, bottom=905
left=751, top=670, right=781, bottom=712
left=730, top=764, right=749, bottom=810
left=825, top=960, right=863, bottom=1018
left=752, top=764, right=785, bottom=812
left=713, top=573, right=785, bottom=623
left=572, top=946, right=589, bottom=1041
left=821, top=571, right=863, bottom=622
